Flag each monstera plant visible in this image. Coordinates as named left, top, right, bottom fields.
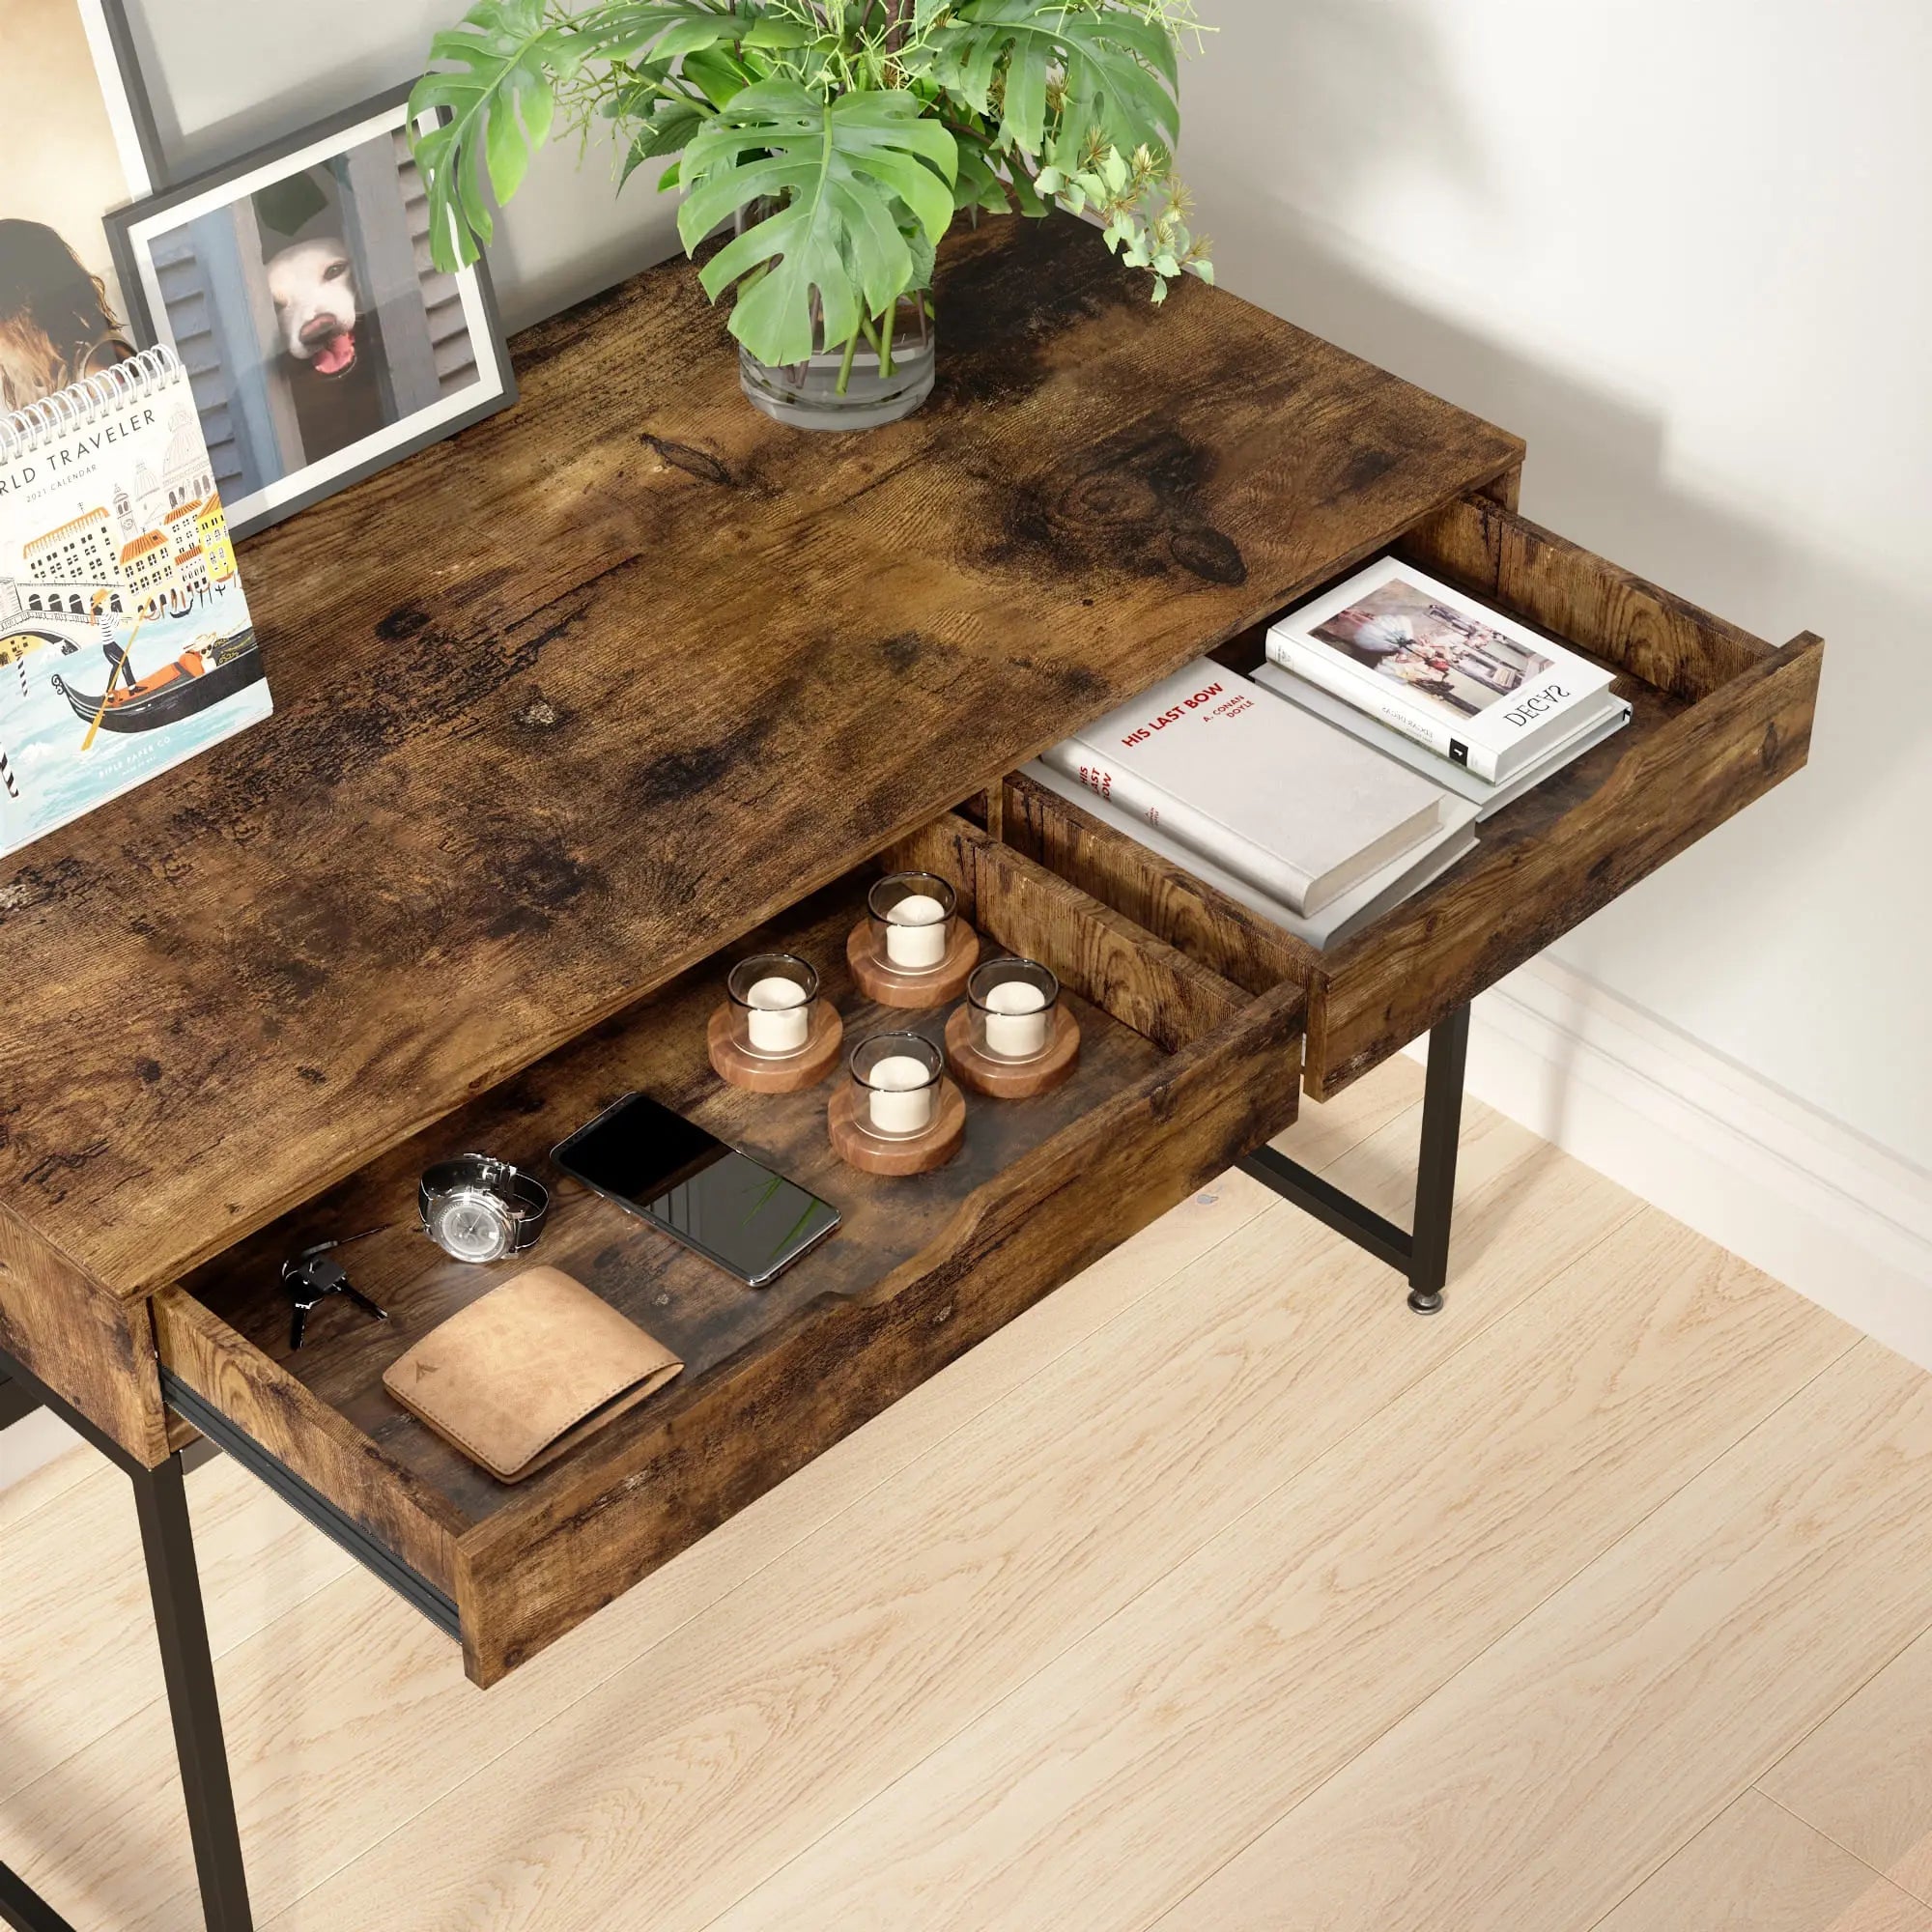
left=411, top=0, right=1212, bottom=426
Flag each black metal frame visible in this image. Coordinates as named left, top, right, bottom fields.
left=0, top=1350, right=254, bottom=1932
left=1239, top=1003, right=1470, bottom=1315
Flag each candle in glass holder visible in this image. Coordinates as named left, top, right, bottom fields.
left=982, top=979, right=1048, bottom=1059
left=884, top=893, right=948, bottom=971
left=745, top=976, right=810, bottom=1055
left=867, top=1053, right=935, bottom=1136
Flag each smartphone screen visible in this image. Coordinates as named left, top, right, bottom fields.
left=552, top=1094, right=839, bottom=1289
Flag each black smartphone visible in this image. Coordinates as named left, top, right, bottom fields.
left=551, top=1094, right=840, bottom=1289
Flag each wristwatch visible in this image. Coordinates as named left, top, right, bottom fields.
left=418, top=1154, right=550, bottom=1264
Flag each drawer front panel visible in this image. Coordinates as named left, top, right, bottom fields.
left=459, top=969, right=1305, bottom=1683
left=158, top=839, right=1305, bottom=1685
left=1000, top=497, right=1824, bottom=1104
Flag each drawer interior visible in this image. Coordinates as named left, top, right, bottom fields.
left=1004, top=492, right=1824, bottom=1100
left=157, top=825, right=1305, bottom=1683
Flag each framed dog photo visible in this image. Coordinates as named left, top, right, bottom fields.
left=104, top=85, right=515, bottom=538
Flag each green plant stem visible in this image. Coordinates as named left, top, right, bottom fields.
left=878, top=298, right=896, bottom=379
left=835, top=322, right=863, bottom=396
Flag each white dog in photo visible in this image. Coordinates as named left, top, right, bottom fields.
left=266, top=239, right=360, bottom=378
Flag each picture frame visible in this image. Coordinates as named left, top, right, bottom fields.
left=75, top=0, right=165, bottom=196
left=104, top=85, right=517, bottom=539
left=2, top=0, right=163, bottom=413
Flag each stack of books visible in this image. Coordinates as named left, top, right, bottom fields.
left=1035, top=659, right=1480, bottom=952
left=1261, top=556, right=1631, bottom=815
left=1037, top=564, right=1632, bottom=952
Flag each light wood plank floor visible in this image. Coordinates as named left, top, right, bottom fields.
left=6, top=1060, right=1932, bottom=1931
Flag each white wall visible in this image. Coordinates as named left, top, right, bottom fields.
left=1181, top=0, right=1932, bottom=1169
left=130, top=0, right=682, bottom=328
left=124, top=0, right=1929, bottom=1170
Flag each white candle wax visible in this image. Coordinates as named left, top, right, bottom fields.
left=884, top=893, right=948, bottom=971
left=982, top=980, right=1049, bottom=1060
left=867, top=1054, right=935, bottom=1136
left=745, top=977, right=810, bottom=1055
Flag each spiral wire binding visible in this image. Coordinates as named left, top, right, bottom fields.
left=0, top=345, right=181, bottom=464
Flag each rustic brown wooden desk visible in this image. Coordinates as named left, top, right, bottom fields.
left=0, top=214, right=1820, bottom=1932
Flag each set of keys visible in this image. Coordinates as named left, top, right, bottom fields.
left=281, top=1231, right=389, bottom=1350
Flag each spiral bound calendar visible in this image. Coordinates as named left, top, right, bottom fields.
left=0, top=346, right=271, bottom=859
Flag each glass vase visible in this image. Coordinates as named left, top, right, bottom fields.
left=737, top=289, right=936, bottom=432
left=732, top=203, right=935, bottom=430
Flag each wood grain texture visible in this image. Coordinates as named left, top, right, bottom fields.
left=1002, top=494, right=1819, bottom=1100
left=454, top=974, right=1305, bottom=1684
left=944, top=1002, right=1080, bottom=1098
left=0, top=212, right=1520, bottom=1330
left=0, top=1448, right=354, bottom=1812
left=706, top=999, right=844, bottom=1093
left=0, top=1211, right=167, bottom=1466
left=151, top=1290, right=465, bottom=1595
left=709, top=1212, right=1853, bottom=1932
left=1002, top=769, right=1319, bottom=997
left=845, top=915, right=980, bottom=1008
left=242, top=1090, right=1624, bottom=1932
left=967, top=824, right=1248, bottom=1050
left=1595, top=1790, right=1932, bottom=1932
left=166, top=864, right=1302, bottom=1683
left=4, top=1081, right=1316, bottom=1930
left=828, top=1076, right=967, bottom=1175
left=1761, top=1624, right=1932, bottom=1908
left=1163, top=1340, right=1932, bottom=1932
left=1308, top=626, right=1823, bottom=1098
left=1397, top=494, right=1775, bottom=701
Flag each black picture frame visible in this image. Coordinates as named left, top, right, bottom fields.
left=103, top=83, right=517, bottom=541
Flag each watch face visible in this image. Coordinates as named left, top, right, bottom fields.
left=429, top=1189, right=514, bottom=1264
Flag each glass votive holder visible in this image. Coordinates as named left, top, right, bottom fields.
left=850, top=1032, right=944, bottom=1140
left=966, top=958, right=1061, bottom=1064
left=726, top=953, right=819, bottom=1059
left=867, top=871, right=956, bottom=975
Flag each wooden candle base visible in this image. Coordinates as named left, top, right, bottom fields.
left=707, top=1002, right=844, bottom=1093
left=847, top=918, right=980, bottom=1009
left=828, top=1077, right=966, bottom=1176
left=944, top=1003, right=1080, bottom=1099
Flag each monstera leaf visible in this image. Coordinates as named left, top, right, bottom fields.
left=925, top=0, right=1180, bottom=158
left=411, top=0, right=809, bottom=271
left=678, top=82, right=957, bottom=366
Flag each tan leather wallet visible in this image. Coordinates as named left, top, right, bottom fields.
left=383, top=1266, right=683, bottom=1483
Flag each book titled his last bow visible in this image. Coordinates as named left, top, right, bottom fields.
left=1041, top=659, right=1461, bottom=918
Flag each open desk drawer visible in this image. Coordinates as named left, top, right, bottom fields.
left=1003, top=493, right=1824, bottom=1101
left=154, top=825, right=1304, bottom=1686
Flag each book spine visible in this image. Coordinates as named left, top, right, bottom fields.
left=1037, top=739, right=1319, bottom=913
left=1264, top=633, right=1501, bottom=782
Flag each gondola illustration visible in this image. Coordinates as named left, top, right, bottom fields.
left=52, top=628, right=264, bottom=736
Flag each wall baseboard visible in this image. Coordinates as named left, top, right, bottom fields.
left=1415, top=957, right=1932, bottom=1370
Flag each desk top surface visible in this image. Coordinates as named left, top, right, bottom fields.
left=0, top=213, right=1519, bottom=1302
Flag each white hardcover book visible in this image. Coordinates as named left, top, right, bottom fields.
left=1252, top=662, right=1633, bottom=819
left=1265, top=556, right=1619, bottom=783
left=1039, top=659, right=1458, bottom=917
left=1021, top=760, right=1478, bottom=952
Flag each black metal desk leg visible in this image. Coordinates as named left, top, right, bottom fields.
left=129, top=1456, right=254, bottom=1932
left=1406, top=1002, right=1471, bottom=1315
left=0, top=1347, right=253, bottom=1932
left=0, top=1862, right=81, bottom=1932
left=1237, top=1002, right=1472, bottom=1316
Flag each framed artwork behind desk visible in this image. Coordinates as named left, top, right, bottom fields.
left=0, top=0, right=159, bottom=412
left=105, top=84, right=516, bottom=538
